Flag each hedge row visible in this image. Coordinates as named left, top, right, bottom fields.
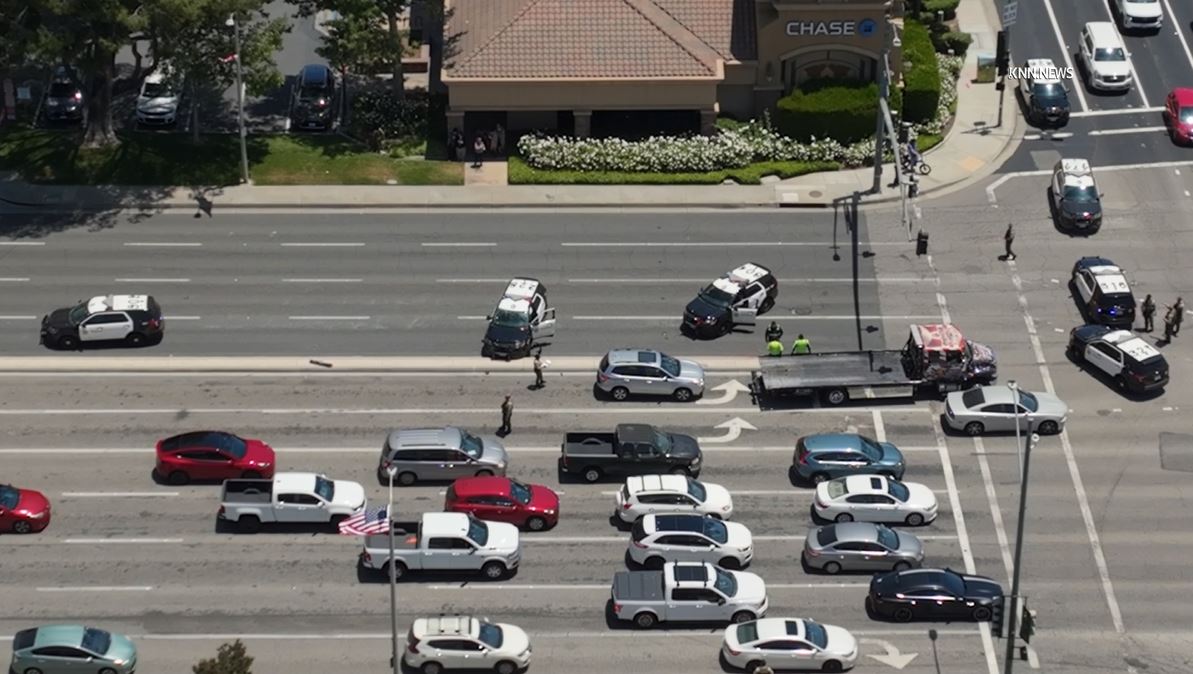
left=901, top=20, right=941, bottom=125
left=775, top=80, right=878, bottom=144
left=922, top=0, right=960, bottom=21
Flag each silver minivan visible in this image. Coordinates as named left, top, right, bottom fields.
left=378, top=427, right=509, bottom=485
left=596, top=349, right=706, bottom=402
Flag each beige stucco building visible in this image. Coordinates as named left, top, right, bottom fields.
left=441, top=0, right=903, bottom=138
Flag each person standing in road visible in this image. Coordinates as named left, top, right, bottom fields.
left=791, top=334, right=812, bottom=355
left=1003, top=223, right=1016, bottom=261
left=767, top=338, right=783, bottom=357
left=499, top=395, right=513, bottom=435
left=1163, top=307, right=1176, bottom=342
left=1140, top=294, right=1155, bottom=332
left=532, top=351, right=546, bottom=390
left=1172, top=297, right=1185, bottom=335
left=471, top=134, right=487, bottom=168
left=764, top=321, right=783, bottom=344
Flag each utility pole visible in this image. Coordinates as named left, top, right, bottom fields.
left=996, top=0, right=1016, bottom=128
left=1003, top=381, right=1037, bottom=674
left=227, top=13, right=250, bottom=184
left=872, top=19, right=893, bottom=194
left=849, top=191, right=863, bottom=351
left=386, top=465, right=399, bottom=674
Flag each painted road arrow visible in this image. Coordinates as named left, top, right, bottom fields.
left=697, top=417, right=758, bottom=444
left=860, top=638, right=918, bottom=669
left=695, top=379, right=750, bottom=406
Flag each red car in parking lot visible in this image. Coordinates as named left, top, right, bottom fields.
left=1165, top=88, right=1193, bottom=145
left=0, top=484, right=51, bottom=534
left=444, top=476, right=560, bottom=531
left=155, top=431, right=276, bottom=485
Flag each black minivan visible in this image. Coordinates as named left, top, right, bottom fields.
left=289, top=64, right=336, bottom=131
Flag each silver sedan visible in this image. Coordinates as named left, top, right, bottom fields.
left=802, top=522, right=924, bottom=574
left=944, top=385, right=1067, bottom=436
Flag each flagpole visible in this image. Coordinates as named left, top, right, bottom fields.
left=386, top=465, right=399, bottom=674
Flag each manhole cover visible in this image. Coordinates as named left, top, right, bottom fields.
left=1158, top=432, right=1193, bottom=472
left=808, top=190, right=824, bottom=198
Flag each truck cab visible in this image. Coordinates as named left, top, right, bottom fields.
left=360, top=512, right=521, bottom=581
left=683, top=263, right=777, bottom=338
left=483, top=278, right=556, bottom=359
left=900, top=324, right=997, bottom=388
left=610, top=561, right=769, bottom=629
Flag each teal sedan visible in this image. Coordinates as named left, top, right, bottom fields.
left=10, top=625, right=136, bottom=674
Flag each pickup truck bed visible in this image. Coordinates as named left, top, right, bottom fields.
left=753, top=351, right=910, bottom=391
left=220, top=480, right=272, bottom=505
left=364, top=528, right=420, bottom=552
left=563, top=432, right=617, bottom=453
left=612, top=570, right=664, bottom=602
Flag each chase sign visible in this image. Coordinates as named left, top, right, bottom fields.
left=786, top=18, right=879, bottom=37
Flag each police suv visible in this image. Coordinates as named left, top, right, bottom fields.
left=482, top=278, right=556, bottom=359
left=683, top=263, right=778, bottom=338
left=1017, top=59, right=1071, bottom=127
left=40, top=294, right=164, bottom=349
left=1050, top=159, right=1102, bottom=234
left=1071, top=257, right=1135, bottom=328
left=1068, top=324, right=1168, bottom=393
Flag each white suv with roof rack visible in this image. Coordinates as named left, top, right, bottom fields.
left=615, top=474, right=733, bottom=523
left=403, top=615, right=531, bottom=674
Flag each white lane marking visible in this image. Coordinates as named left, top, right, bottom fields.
left=973, top=436, right=1015, bottom=586
left=1068, top=106, right=1162, bottom=117
left=0, top=315, right=36, bottom=320
left=0, top=443, right=944, bottom=455
left=282, top=278, right=363, bottom=283
left=288, top=316, right=371, bottom=320
left=561, top=242, right=907, bottom=248
left=456, top=315, right=488, bottom=320
left=36, top=586, right=152, bottom=592
left=1161, top=0, right=1193, bottom=74
left=1022, top=132, right=1074, bottom=140
left=435, top=279, right=509, bottom=283
left=279, top=242, right=365, bottom=247
left=0, top=405, right=938, bottom=416
left=0, top=629, right=974, bottom=641
left=425, top=582, right=868, bottom=590
left=520, top=533, right=958, bottom=543
left=571, top=315, right=941, bottom=321
left=61, top=491, right=179, bottom=497
left=872, top=409, right=886, bottom=443
left=123, top=242, right=202, bottom=247
left=599, top=488, right=953, bottom=496
left=114, top=278, right=190, bottom=283
left=566, top=278, right=928, bottom=284
left=63, top=538, right=184, bottom=544
left=1040, top=0, right=1089, bottom=111
left=164, top=315, right=201, bottom=320
left=0, top=241, right=45, bottom=246
left=1087, top=126, right=1166, bottom=136
left=1008, top=273, right=1124, bottom=633
left=0, top=277, right=30, bottom=282
left=988, top=159, right=1193, bottom=204
left=421, top=242, right=497, bottom=247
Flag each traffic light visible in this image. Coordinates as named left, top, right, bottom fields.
left=991, top=595, right=1006, bottom=638
left=1019, top=605, right=1037, bottom=644
left=995, top=30, right=1009, bottom=76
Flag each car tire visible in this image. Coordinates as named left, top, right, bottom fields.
left=241, top=471, right=262, bottom=479
left=475, top=469, right=494, bottom=477
left=481, top=561, right=507, bottom=580
left=330, top=514, right=347, bottom=530
left=893, top=607, right=914, bottom=623
left=893, top=561, right=912, bottom=572
left=99, top=668, right=117, bottom=674
left=1067, top=342, right=1084, bottom=362
left=761, top=296, right=775, bottom=313
left=24, top=667, right=45, bottom=674
left=1115, top=375, right=1128, bottom=391
left=126, top=332, right=146, bottom=346
left=644, top=556, right=665, bottom=570
left=673, top=387, right=693, bottom=402
left=964, top=421, right=985, bottom=436
left=822, top=561, right=842, bottom=575
left=834, top=513, right=854, bottom=523
left=823, top=388, right=849, bottom=406
left=906, top=513, right=925, bottom=526
left=1037, top=420, right=1059, bottom=435
left=494, top=660, right=518, bottom=674
left=822, top=660, right=844, bottom=673
left=718, top=557, right=742, bottom=570
left=420, top=662, right=443, bottom=674
left=57, top=335, right=79, bottom=350
left=13, top=520, right=32, bottom=534
left=634, top=612, right=658, bottom=629
left=611, top=387, right=630, bottom=401
left=237, top=516, right=261, bottom=534
left=731, top=611, right=756, bottom=624
left=669, top=466, right=691, bottom=477
left=972, top=605, right=993, bottom=621
left=745, top=662, right=765, bottom=673
left=582, top=467, right=602, bottom=483
left=811, top=473, right=830, bottom=485
left=168, top=471, right=189, bottom=486
left=384, top=560, right=407, bottom=581
left=525, top=516, right=547, bottom=532
left=397, top=472, right=417, bottom=486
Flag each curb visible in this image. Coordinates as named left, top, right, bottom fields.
left=0, top=356, right=764, bottom=373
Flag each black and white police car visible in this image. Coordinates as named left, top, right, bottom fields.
left=1068, top=324, right=1168, bottom=393
left=1018, top=58, right=1071, bottom=127
left=482, top=278, right=556, bottom=359
left=682, top=263, right=778, bottom=338
left=1071, top=257, right=1135, bottom=328
left=40, top=294, right=165, bottom=349
left=1050, top=159, right=1102, bottom=234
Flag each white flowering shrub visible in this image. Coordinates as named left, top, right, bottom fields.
left=516, top=57, right=962, bottom=173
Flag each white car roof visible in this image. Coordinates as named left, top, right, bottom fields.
left=626, top=474, right=688, bottom=496
left=841, top=474, right=887, bottom=495
left=1094, top=274, right=1130, bottom=294
left=665, top=561, right=715, bottom=586
left=728, top=263, right=769, bottom=285
left=503, top=278, right=540, bottom=301
left=86, top=294, right=148, bottom=313
left=753, top=617, right=808, bottom=642
left=1058, top=158, right=1092, bottom=176
left=273, top=472, right=319, bottom=493
left=496, top=297, right=530, bottom=314
left=1025, top=58, right=1060, bottom=83
left=421, top=512, right=472, bottom=536
left=1103, top=331, right=1161, bottom=360
left=412, top=615, right=479, bottom=639
left=711, top=277, right=743, bottom=295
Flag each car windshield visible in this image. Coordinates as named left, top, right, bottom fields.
left=697, top=285, right=734, bottom=309
left=804, top=621, right=828, bottom=649
left=686, top=478, right=706, bottom=502
left=49, top=82, right=76, bottom=97
left=1032, top=83, right=1065, bottom=101
left=1063, top=185, right=1099, bottom=203
left=887, top=480, right=910, bottom=502
left=713, top=567, right=738, bottom=597
left=876, top=525, right=900, bottom=550
left=477, top=622, right=503, bottom=649
left=941, top=570, right=967, bottom=596
left=654, top=431, right=673, bottom=453
left=142, top=82, right=173, bottom=98
left=0, top=485, right=18, bottom=509
left=491, top=309, right=529, bottom=328
left=1179, top=107, right=1193, bottom=124
left=68, top=302, right=90, bottom=325
left=826, top=479, right=848, bottom=499
left=468, top=516, right=490, bottom=546
left=299, top=84, right=328, bottom=101
left=509, top=479, right=532, bottom=505
left=208, top=432, right=247, bottom=459
left=1094, top=47, right=1126, bottom=62
left=659, top=354, right=681, bottom=377
left=702, top=516, right=728, bottom=543
left=1017, top=391, right=1040, bottom=413
left=81, top=628, right=111, bottom=655
left=313, top=476, right=334, bottom=502
left=858, top=437, right=884, bottom=461
left=460, top=432, right=483, bottom=459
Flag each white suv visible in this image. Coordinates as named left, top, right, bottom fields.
left=629, top=513, right=754, bottom=569
left=1079, top=22, right=1133, bottom=91
left=1115, top=0, right=1162, bottom=30
left=403, top=615, right=531, bottom=674
left=615, top=474, right=733, bottom=523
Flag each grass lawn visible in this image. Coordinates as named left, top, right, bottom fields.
left=0, top=128, right=463, bottom=186
left=917, top=133, right=944, bottom=152
left=508, top=156, right=839, bottom=185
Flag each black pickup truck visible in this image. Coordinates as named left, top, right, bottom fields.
left=558, top=423, right=702, bottom=483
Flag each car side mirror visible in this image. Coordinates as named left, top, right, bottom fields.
left=468, top=548, right=477, bottom=554
left=716, top=598, right=727, bottom=605
left=1099, top=193, right=1105, bottom=198
left=485, top=315, right=493, bottom=320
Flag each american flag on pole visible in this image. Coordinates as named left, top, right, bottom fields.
left=338, top=506, right=391, bottom=535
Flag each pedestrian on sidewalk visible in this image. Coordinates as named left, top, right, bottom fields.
left=532, top=350, right=547, bottom=390
left=453, top=131, right=466, bottom=162
left=448, top=128, right=462, bottom=160
left=495, top=123, right=506, bottom=154
left=499, top=395, right=513, bottom=435
left=1140, top=294, right=1155, bottom=332
left=764, top=321, right=783, bottom=344
left=471, top=134, right=487, bottom=168
left=791, top=334, right=812, bottom=355
left=487, top=128, right=499, bottom=158
left=1172, top=297, right=1185, bottom=335
left=1003, top=223, right=1016, bottom=261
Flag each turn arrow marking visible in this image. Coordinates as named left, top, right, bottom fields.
left=860, top=638, right=918, bottom=669
left=697, top=417, right=758, bottom=444
left=695, top=379, right=750, bottom=406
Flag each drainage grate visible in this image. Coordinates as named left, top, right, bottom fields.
left=1158, top=433, right=1193, bottom=472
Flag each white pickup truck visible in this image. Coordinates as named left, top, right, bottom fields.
left=217, top=472, right=366, bottom=533
left=610, top=561, right=769, bottom=629
left=359, top=512, right=521, bottom=581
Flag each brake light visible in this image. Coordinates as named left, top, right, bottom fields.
left=73, top=92, right=82, bottom=101
left=407, top=636, right=420, bottom=654
left=622, top=502, right=633, bottom=509
left=814, top=498, right=825, bottom=509
left=383, top=460, right=392, bottom=470
left=147, top=318, right=161, bottom=329
left=798, top=451, right=808, bottom=465
left=612, top=603, right=622, bottom=613
left=597, top=373, right=609, bottom=383
left=632, top=540, right=648, bottom=549
left=217, top=505, right=225, bottom=516
left=725, top=647, right=741, bottom=656
left=805, top=548, right=820, bottom=557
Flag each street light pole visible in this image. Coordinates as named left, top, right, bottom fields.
left=386, top=465, right=399, bottom=674
left=1003, top=389, right=1037, bottom=674
left=1011, top=380, right=1022, bottom=480
left=228, top=13, right=250, bottom=184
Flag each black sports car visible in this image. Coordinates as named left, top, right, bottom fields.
left=867, top=568, right=1003, bottom=622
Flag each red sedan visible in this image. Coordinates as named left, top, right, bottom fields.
left=1165, top=88, right=1193, bottom=145
left=155, top=431, right=276, bottom=485
left=0, top=484, right=51, bottom=534
left=445, top=476, right=560, bottom=531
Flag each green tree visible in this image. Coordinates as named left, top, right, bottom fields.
left=192, top=639, right=253, bottom=674
left=297, top=0, right=408, bottom=97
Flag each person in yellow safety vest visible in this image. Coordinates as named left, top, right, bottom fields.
left=767, top=339, right=783, bottom=356
left=791, top=334, right=812, bottom=355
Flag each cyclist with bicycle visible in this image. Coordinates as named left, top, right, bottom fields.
left=902, top=140, right=922, bottom=174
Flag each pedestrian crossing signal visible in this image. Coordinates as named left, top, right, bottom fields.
left=1019, top=606, right=1036, bottom=643
left=991, top=596, right=1006, bottom=638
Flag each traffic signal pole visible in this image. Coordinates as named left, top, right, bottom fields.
left=1003, top=428, right=1037, bottom=674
